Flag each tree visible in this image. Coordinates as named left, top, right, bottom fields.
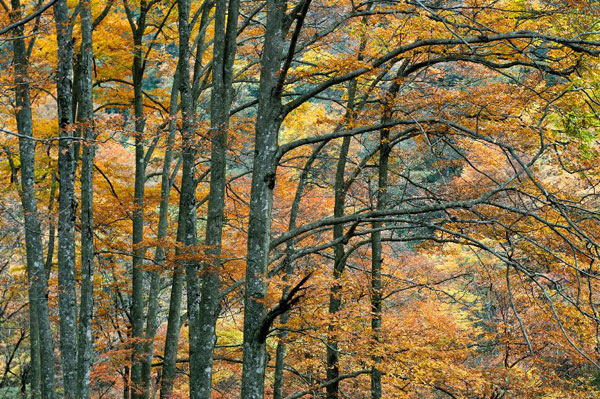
left=1, top=1, right=600, bottom=399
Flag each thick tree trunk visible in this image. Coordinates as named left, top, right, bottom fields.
left=53, top=0, right=78, bottom=397
left=76, top=0, right=95, bottom=397
left=241, top=2, right=286, bottom=399
left=193, top=1, right=239, bottom=398
left=10, top=2, right=56, bottom=397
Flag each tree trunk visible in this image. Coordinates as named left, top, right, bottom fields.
left=176, top=0, right=205, bottom=397
left=370, top=77, right=400, bottom=399
left=53, top=0, right=78, bottom=397
left=124, top=366, right=131, bottom=399
left=241, top=1, right=286, bottom=399
left=157, top=13, right=211, bottom=397
left=143, top=66, right=180, bottom=399
left=194, top=0, right=239, bottom=398
left=76, top=0, right=95, bottom=396
left=160, top=0, right=197, bottom=396
left=156, top=74, right=186, bottom=399
left=369, top=126, right=388, bottom=399
left=326, top=79, right=359, bottom=399
left=273, top=142, right=327, bottom=399
left=130, top=6, right=149, bottom=398
left=10, top=0, right=56, bottom=396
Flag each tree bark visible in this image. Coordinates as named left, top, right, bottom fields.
left=369, top=77, right=400, bottom=399
left=10, top=0, right=56, bottom=396
left=130, top=5, right=150, bottom=398
left=160, top=0, right=197, bottom=396
left=193, top=0, right=239, bottom=398
left=143, top=66, right=180, bottom=399
left=177, top=0, right=204, bottom=397
left=76, top=0, right=95, bottom=396
left=241, top=1, right=287, bottom=399
left=326, top=79, right=358, bottom=399
left=156, top=77, right=186, bottom=399
left=53, top=0, right=78, bottom=397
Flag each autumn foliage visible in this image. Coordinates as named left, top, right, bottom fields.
left=1, top=1, right=600, bottom=399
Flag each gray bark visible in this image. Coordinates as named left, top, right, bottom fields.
left=129, top=4, right=150, bottom=398
left=76, top=0, right=95, bottom=396
left=177, top=0, right=204, bottom=397
left=157, top=244, right=185, bottom=399
left=143, top=67, right=180, bottom=399
left=53, top=0, right=78, bottom=397
left=191, top=0, right=212, bottom=106
left=44, top=173, right=57, bottom=279
left=160, top=0, right=197, bottom=396
left=193, top=0, right=239, bottom=398
left=326, top=80, right=358, bottom=399
left=241, top=1, right=287, bottom=399
left=369, top=78, right=400, bottom=399
left=10, top=1, right=56, bottom=396
left=157, top=76, right=186, bottom=399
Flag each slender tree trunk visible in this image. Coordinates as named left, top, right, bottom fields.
left=10, top=1, right=56, bottom=397
left=53, top=0, right=78, bottom=397
left=324, top=12, right=372, bottom=391
left=241, top=2, right=286, bottom=399
left=160, top=0, right=197, bottom=396
left=325, top=136, right=349, bottom=399
left=326, top=80, right=358, bottom=399
left=191, top=0, right=212, bottom=106
left=44, top=173, right=57, bottom=278
left=194, top=1, right=239, bottom=398
left=156, top=14, right=211, bottom=396
left=76, top=0, right=95, bottom=396
left=159, top=4, right=213, bottom=396
left=157, top=207, right=186, bottom=399
left=369, top=128, right=388, bottom=399
left=143, top=67, right=180, bottom=399
left=124, top=366, right=131, bottom=399
left=176, top=0, right=206, bottom=397
left=369, top=78, right=400, bottom=399
left=273, top=142, right=327, bottom=399
left=130, top=6, right=149, bottom=398
left=156, top=75, right=187, bottom=399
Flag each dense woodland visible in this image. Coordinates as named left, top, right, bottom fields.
left=1, top=0, right=600, bottom=398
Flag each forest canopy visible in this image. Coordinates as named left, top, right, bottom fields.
left=1, top=0, right=600, bottom=398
